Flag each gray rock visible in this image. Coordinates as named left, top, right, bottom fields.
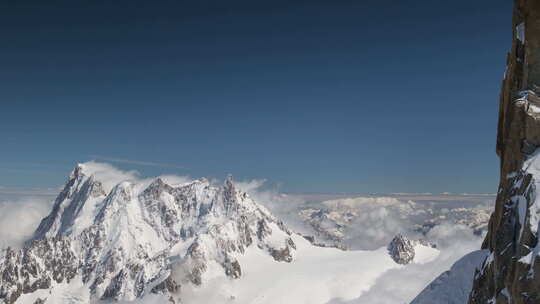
left=387, top=234, right=415, bottom=265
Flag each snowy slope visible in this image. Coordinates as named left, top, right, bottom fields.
left=410, top=250, right=489, bottom=304
left=181, top=234, right=438, bottom=304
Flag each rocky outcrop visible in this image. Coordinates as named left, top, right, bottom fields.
left=387, top=234, right=415, bottom=264
left=387, top=234, right=436, bottom=265
left=469, top=1, right=540, bottom=303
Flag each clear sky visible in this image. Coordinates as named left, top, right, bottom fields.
left=0, top=0, right=511, bottom=194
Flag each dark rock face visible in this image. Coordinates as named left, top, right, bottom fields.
left=469, top=1, right=540, bottom=303
left=387, top=234, right=415, bottom=265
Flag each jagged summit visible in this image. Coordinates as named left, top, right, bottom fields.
left=33, top=164, right=107, bottom=240
left=0, top=163, right=297, bottom=303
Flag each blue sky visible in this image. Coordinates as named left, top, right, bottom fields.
left=0, top=0, right=511, bottom=193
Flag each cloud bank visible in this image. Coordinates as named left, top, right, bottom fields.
left=0, top=196, right=54, bottom=248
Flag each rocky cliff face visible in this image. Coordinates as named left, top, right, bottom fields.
left=0, top=164, right=297, bottom=304
left=469, top=1, right=540, bottom=303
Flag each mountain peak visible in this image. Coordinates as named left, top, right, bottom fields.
left=4, top=167, right=299, bottom=303
left=32, top=164, right=107, bottom=240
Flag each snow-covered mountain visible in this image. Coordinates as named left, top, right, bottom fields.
left=0, top=163, right=298, bottom=303
left=0, top=163, right=440, bottom=304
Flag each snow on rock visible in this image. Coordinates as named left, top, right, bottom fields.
left=516, top=22, right=525, bottom=43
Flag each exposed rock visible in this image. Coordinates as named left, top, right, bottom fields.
left=387, top=234, right=415, bottom=265
left=469, top=1, right=540, bottom=303
left=301, top=234, right=347, bottom=250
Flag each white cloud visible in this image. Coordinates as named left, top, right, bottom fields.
left=88, top=155, right=184, bottom=169
left=235, top=179, right=267, bottom=193
left=0, top=197, right=54, bottom=248
left=79, top=161, right=192, bottom=193
left=322, top=196, right=403, bottom=209
left=79, top=161, right=139, bottom=192
left=235, top=179, right=313, bottom=235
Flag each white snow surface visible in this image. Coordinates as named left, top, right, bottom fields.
left=180, top=235, right=439, bottom=304
left=410, top=250, right=489, bottom=304
left=16, top=276, right=90, bottom=304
